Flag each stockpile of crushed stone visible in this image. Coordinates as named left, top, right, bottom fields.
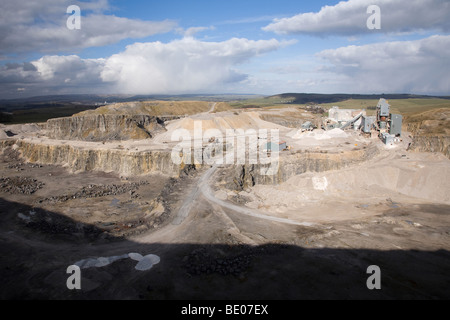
left=0, top=177, right=44, bottom=195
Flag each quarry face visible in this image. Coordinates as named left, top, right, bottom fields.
left=0, top=101, right=449, bottom=300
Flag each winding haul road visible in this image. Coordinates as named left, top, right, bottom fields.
left=172, top=165, right=315, bottom=227
left=171, top=165, right=217, bottom=225
left=208, top=102, right=217, bottom=113
left=170, top=101, right=315, bottom=227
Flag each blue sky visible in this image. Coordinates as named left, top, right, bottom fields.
left=0, top=0, right=449, bottom=98
left=80, top=0, right=343, bottom=59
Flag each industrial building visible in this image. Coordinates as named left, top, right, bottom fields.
left=361, top=116, right=376, bottom=134
left=321, top=99, right=403, bottom=145
left=327, top=107, right=366, bottom=129
left=373, top=99, right=403, bottom=144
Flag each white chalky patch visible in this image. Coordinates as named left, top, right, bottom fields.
left=73, top=253, right=160, bottom=271
left=312, top=177, right=328, bottom=191
left=128, top=253, right=144, bottom=261
left=135, top=255, right=161, bottom=271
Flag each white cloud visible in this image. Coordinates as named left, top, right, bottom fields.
left=100, top=37, right=285, bottom=94
left=0, top=37, right=286, bottom=97
left=0, top=0, right=176, bottom=55
left=31, top=55, right=105, bottom=83
left=316, top=35, right=450, bottom=94
left=0, top=55, right=106, bottom=97
left=263, top=0, right=450, bottom=35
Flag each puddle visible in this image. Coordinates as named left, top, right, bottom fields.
left=74, top=253, right=161, bottom=272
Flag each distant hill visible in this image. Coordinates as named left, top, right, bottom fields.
left=1, top=92, right=449, bottom=124
left=269, top=93, right=450, bottom=105
left=0, top=94, right=261, bottom=111
left=3, top=93, right=448, bottom=111
left=0, top=94, right=238, bottom=124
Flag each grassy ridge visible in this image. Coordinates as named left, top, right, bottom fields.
left=76, top=101, right=232, bottom=117
left=404, top=108, right=450, bottom=136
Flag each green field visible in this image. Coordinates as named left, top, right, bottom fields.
left=231, top=97, right=450, bottom=117
left=320, top=98, right=450, bottom=116
left=229, top=96, right=296, bottom=109
left=2, top=105, right=98, bottom=124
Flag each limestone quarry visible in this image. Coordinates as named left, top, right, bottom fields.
left=0, top=100, right=449, bottom=300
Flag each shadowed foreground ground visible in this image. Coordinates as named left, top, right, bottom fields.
left=0, top=198, right=449, bottom=300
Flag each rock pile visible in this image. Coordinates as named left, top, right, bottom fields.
left=19, top=209, right=101, bottom=238
left=38, top=181, right=149, bottom=204
left=5, top=163, right=23, bottom=170
left=184, top=247, right=254, bottom=277
left=305, top=105, right=326, bottom=114
left=0, top=177, right=44, bottom=194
